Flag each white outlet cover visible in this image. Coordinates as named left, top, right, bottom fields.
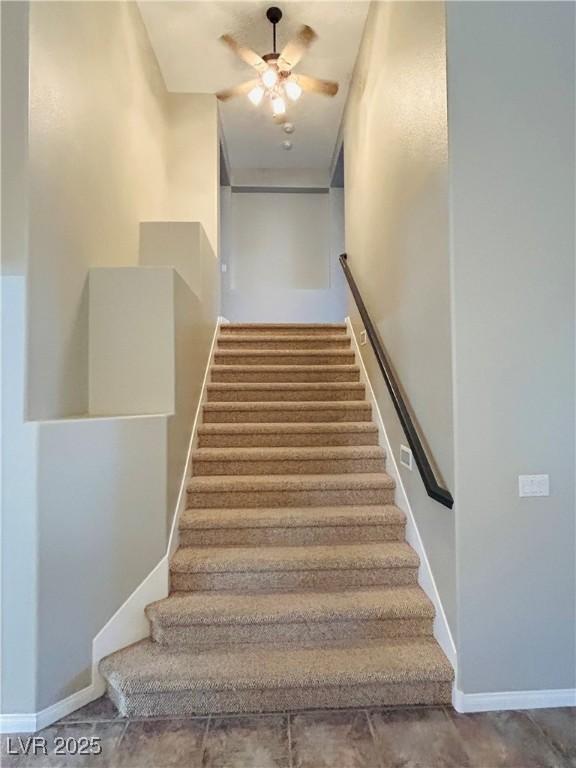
left=221, top=263, right=227, bottom=273
left=519, top=474, right=549, bottom=497
left=400, top=444, right=413, bottom=471
left=360, top=330, right=367, bottom=346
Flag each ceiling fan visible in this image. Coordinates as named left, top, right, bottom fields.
left=216, top=6, right=339, bottom=122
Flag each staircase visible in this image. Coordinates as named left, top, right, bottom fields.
left=100, top=323, right=453, bottom=717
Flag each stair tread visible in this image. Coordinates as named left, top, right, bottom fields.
left=100, top=637, right=452, bottom=694
left=192, top=446, right=385, bottom=462
left=221, top=323, right=348, bottom=331
left=171, top=541, right=418, bottom=574
left=187, top=472, right=395, bottom=493
left=202, top=401, right=370, bottom=411
left=180, top=504, right=405, bottom=530
left=198, top=421, right=377, bottom=434
left=146, top=586, right=434, bottom=626
left=215, top=350, right=354, bottom=357
left=207, top=382, right=363, bottom=391
left=212, top=365, right=359, bottom=371
left=217, top=335, right=351, bottom=343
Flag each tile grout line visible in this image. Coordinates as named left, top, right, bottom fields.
left=199, top=713, right=212, bottom=764
left=364, top=708, right=385, bottom=768
left=287, top=711, right=294, bottom=768
left=522, top=710, right=570, bottom=765
left=112, top=718, right=131, bottom=757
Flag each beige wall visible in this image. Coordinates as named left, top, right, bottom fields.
left=27, top=1, right=169, bottom=419
left=165, top=94, right=220, bottom=256
left=344, top=1, right=456, bottom=631
left=26, top=4, right=220, bottom=421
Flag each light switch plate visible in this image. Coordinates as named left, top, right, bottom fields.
left=519, top=474, right=549, bottom=497
left=360, top=330, right=367, bottom=346
left=400, top=444, right=413, bottom=471
left=221, top=263, right=227, bottom=273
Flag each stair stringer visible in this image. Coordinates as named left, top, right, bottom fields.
left=345, top=317, right=457, bottom=672
left=90, top=317, right=223, bottom=695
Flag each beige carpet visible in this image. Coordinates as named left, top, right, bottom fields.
left=100, top=323, right=453, bottom=716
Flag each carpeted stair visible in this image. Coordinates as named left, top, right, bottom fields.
left=100, top=323, right=453, bottom=716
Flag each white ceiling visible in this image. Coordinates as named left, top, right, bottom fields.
left=138, top=2, right=369, bottom=180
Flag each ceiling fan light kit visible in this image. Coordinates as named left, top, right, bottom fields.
left=217, top=6, right=339, bottom=124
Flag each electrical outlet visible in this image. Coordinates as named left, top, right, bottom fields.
left=518, top=474, right=549, bottom=497
left=360, top=330, right=367, bottom=346
left=400, top=445, right=413, bottom=471
left=221, top=264, right=228, bottom=273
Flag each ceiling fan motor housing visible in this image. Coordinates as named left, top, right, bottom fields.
left=266, top=7, right=283, bottom=25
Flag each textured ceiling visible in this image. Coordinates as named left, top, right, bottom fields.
left=138, top=2, right=369, bottom=179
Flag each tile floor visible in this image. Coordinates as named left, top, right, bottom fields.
left=1, top=698, right=574, bottom=768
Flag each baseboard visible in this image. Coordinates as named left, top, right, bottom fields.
left=453, top=686, right=576, bottom=713
left=0, top=683, right=101, bottom=734
left=93, top=314, right=222, bottom=664
left=345, top=317, right=457, bottom=669
left=167, top=316, right=223, bottom=557
left=92, top=556, right=169, bottom=676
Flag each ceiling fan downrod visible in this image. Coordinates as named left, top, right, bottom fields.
left=266, top=7, right=283, bottom=54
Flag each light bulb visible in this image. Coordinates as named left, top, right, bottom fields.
left=271, top=95, right=286, bottom=116
left=247, top=85, right=264, bottom=106
left=261, top=67, right=278, bottom=89
left=284, top=79, right=302, bottom=102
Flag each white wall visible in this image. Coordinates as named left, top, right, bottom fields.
left=222, top=190, right=346, bottom=322
left=343, top=1, right=456, bottom=633
left=1, top=279, right=39, bottom=715
left=447, top=0, right=575, bottom=696
left=36, top=414, right=168, bottom=708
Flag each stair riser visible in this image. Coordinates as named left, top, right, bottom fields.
left=192, top=457, right=386, bottom=477
left=202, top=408, right=371, bottom=424
left=198, top=431, right=379, bottom=448
left=214, top=354, right=356, bottom=367
left=186, top=487, right=395, bottom=509
left=110, top=678, right=451, bottom=717
left=206, top=387, right=365, bottom=402
left=217, top=339, right=351, bottom=350
left=220, top=327, right=347, bottom=336
left=109, top=679, right=451, bottom=717
left=211, top=368, right=360, bottom=383
left=171, top=566, right=418, bottom=592
left=179, top=524, right=405, bottom=547
left=151, top=618, right=433, bottom=648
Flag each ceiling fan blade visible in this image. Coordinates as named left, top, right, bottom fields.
left=297, top=73, right=339, bottom=97
left=216, top=79, right=260, bottom=102
left=220, top=34, right=268, bottom=74
left=277, top=25, right=318, bottom=71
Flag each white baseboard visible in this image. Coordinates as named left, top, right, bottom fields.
left=93, top=314, right=222, bottom=668
left=453, top=686, right=576, bottom=713
left=167, top=316, right=223, bottom=557
left=345, top=317, right=457, bottom=669
left=0, top=683, right=101, bottom=734
left=0, top=319, right=222, bottom=735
